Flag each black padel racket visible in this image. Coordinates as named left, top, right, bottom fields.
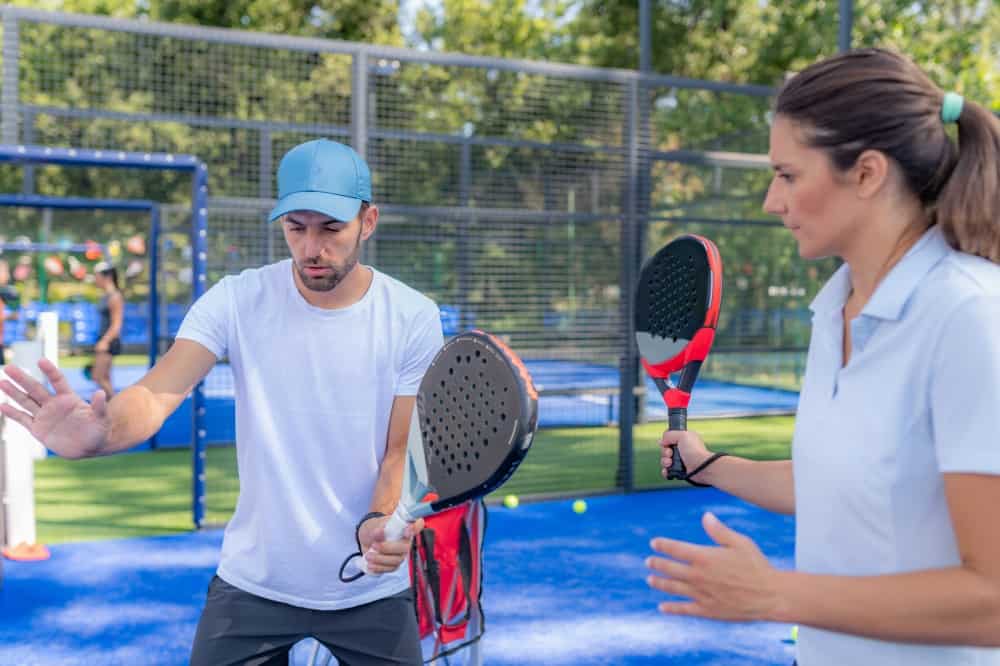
left=341, top=329, right=538, bottom=580
left=634, top=234, right=723, bottom=480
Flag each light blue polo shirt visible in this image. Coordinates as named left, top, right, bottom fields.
left=792, top=224, right=1000, bottom=665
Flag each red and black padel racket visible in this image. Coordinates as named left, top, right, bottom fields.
left=634, top=235, right=722, bottom=480
left=340, top=329, right=538, bottom=581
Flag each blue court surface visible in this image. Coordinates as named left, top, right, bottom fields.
left=0, top=489, right=797, bottom=666
left=61, top=360, right=798, bottom=446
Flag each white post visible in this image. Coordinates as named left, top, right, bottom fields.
left=37, top=310, right=59, bottom=367
left=1, top=312, right=56, bottom=548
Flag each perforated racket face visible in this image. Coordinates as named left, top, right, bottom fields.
left=418, top=331, right=537, bottom=506
left=635, top=236, right=715, bottom=367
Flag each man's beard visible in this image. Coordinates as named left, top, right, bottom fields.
left=294, top=234, right=362, bottom=293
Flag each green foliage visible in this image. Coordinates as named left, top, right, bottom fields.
left=150, top=0, right=403, bottom=44
left=3, top=1, right=995, bottom=353
left=413, top=0, right=574, bottom=60
left=563, top=0, right=999, bottom=96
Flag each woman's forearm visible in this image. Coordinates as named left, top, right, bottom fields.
left=700, top=457, right=794, bottom=515
left=773, top=567, right=1000, bottom=646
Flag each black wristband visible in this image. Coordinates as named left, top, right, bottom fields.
left=685, top=452, right=729, bottom=488
left=355, top=511, right=387, bottom=551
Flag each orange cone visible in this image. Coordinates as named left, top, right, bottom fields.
left=2, top=542, right=51, bottom=561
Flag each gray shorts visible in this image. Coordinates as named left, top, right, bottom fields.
left=190, top=575, right=422, bottom=666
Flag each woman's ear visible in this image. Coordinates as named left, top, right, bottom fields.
left=852, top=149, right=892, bottom=200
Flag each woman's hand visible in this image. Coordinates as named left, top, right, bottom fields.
left=660, top=429, right=714, bottom=480
left=646, top=512, right=786, bottom=622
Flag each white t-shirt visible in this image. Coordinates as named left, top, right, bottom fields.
left=177, top=260, right=444, bottom=610
left=793, top=225, right=1000, bottom=665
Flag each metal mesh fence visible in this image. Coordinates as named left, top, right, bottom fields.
left=0, top=206, right=153, bottom=347
left=0, top=191, right=168, bottom=352
left=0, top=7, right=832, bottom=501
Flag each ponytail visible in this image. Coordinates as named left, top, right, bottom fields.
left=934, top=101, right=1000, bottom=263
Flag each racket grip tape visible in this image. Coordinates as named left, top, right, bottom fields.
left=668, top=408, right=687, bottom=432
left=383, top=509, right=410, bottom=541
left=666, top=407, right=688, bottom=480
left=359, top=508, right=412, bottom=576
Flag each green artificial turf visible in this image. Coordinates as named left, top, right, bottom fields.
left=33, top=416, right=794, bottom=544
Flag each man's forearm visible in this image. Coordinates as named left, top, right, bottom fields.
left=701, top=457, right=795, bottom=515
left=368, top=449, right=406, bottom=515
left=99, top=384, right=172, bottom=455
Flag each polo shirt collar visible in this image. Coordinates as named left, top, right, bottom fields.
left=809, top=224, right=951, bottom=321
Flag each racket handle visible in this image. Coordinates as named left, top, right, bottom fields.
left=383, top=509, right=410, bottom=541
left=359, top=507, right=412, bottom=576
left=666, top=407, right=688, bottom=480
left=668, top=408, right=687, bottom=432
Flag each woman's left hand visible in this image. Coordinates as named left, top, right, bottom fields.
left=645, top=512, right=786, bottom=622
left=95, top=340, right=109, bottom=353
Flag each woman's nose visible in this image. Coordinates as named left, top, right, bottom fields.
left=762, top=181, right=784, bottom=216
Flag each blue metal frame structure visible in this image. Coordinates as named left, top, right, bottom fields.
left=0, top=194, right=158, bottom=371
left=0, top=145, right=211, bottom=528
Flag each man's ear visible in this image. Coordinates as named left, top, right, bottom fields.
left=361, top=205, right=378, bottom=240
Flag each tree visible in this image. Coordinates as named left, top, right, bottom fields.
left=562, top=0, right=998, bottom=93
left=148, top=0, right=404, bottom=45
left=412, top=0, right=572, bottom=59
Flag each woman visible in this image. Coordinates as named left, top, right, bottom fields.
left=0, top=259, right=13, bottom=364
left=645, top=48, right=1000, bottom=665
left=89, top=262, right=124, bottom=397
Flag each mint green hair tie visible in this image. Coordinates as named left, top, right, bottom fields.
left=941, top=92, right=964, bottom=124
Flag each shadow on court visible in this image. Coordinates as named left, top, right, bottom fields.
left=0, top=489, right=796, bottom=666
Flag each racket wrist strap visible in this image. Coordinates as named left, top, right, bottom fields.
left=685, top=452, right=729, bottom=488
left=340, top=511, right=389, bottom=582
left=355, top=511, right=387, bottom=551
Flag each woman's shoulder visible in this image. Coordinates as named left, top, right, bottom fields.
left=919, top=253, right=1000, bottom=352
left=926, top=250, right=1000, bottom=305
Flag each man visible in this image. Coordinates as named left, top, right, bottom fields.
left=0, top=139, right=443, bottom=664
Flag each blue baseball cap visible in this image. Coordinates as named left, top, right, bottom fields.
left=268, top=139, right=372, bottom=222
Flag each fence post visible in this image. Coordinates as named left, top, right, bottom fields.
left=352, top=50, right=374, bottom=265
left=838, top=0, right=854, bottom=53
left=616, top=78, right=640, bottom=493
left=1, top=11, right=20, bottom=145
left=191, top=162, right=209, bottom=529
left=148, top=205, right=160, bottom=450
left=458, top=135, right=473, bottom=332
left=259, top=128, right=275, bottom=263
left=21, top=110, right=34, bottom=194
left=639, top=0, right=652, bottom=73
